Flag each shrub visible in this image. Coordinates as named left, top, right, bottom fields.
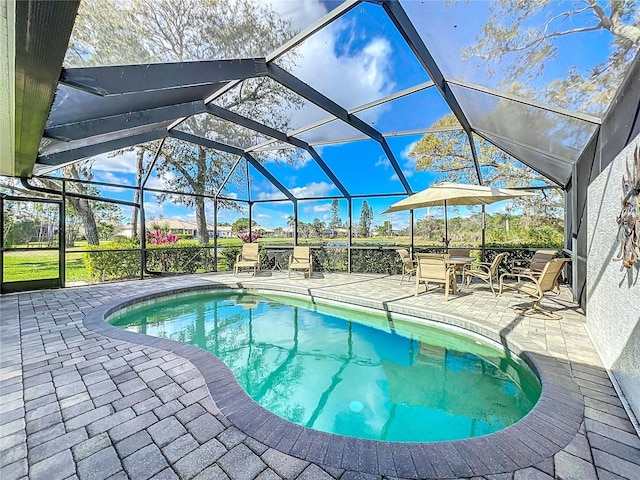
left=351, top=247, right=401, bottom=274
left=83, top=244, right=141, bottom=281
left=145, top=244, right=215, bottom=273
left=84, top=239, right=217, bottom=281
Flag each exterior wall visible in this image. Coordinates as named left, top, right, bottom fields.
left=586, top=133, right=640, bottom=423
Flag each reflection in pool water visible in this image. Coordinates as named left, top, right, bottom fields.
left=108, top=290, right=541, bottom=442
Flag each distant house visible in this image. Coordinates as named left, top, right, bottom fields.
left=216, top=225, right=233, bottom=238
left=118, top=218, right=216, bottom=239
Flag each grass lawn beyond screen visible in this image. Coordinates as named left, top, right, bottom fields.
left=3, top=250, right=88, bottom=283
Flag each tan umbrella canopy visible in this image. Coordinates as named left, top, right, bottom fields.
left=382, top=182, right=534, bottom=213
left=382, top=182, right=534, bottom=253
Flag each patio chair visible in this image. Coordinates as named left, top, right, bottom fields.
left=448, top=248, right=470, bottom=257
left=499, top=258, right=571, bottom=319
left=463, top=251, right=508, bottom=296
left=234, top=243, right=261, bottom=276
left=414, top=253, right=457, bottom=301
left=509, top=249, right=560, bottom=292
left=397, top=249, right=417, bottom=284
left=289, top=246, right=313, bottom=279
left=511, top=249, right=558, bottom=274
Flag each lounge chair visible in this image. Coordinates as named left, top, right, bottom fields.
left=397, top=249, right=417, bottom=284
left=499, top=258, right=571, bottom=319
left=289, top=246, right=313, bottom=279
left=414, top=253, right=457, bottom=301
left=234, top=243, right=261, bottom=276
left=463, top=251, right=508, bottom=296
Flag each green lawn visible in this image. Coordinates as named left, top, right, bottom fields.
left=3, top=250, right=90, bottom=283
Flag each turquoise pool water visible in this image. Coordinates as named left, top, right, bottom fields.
left=108, top=290, right=541, bottom=442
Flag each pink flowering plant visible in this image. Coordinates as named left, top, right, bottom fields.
left=238, top=233, right=261, bottom=243
left=147, top=229, right=179, bottom=245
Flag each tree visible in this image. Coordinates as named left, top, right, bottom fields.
left=37, top=164, right=102, bottom=245
left=232, top=218, right=254, bottom=235
left=66, top=0, right=304, bottom=244
left=329, top=200, right=342, bottom=230
left=131, top=148, right=145, bottom=239
left=463, top=0, right=640, bottom=114
left=311, top=218, right=325, bottom=239
left=358, top=201, right=373, bottom=238
left=414, top=215, right=442, bottom=242
left=409, top=114, right=563, bottom=224
left=375, top=220, right=393, bottom=237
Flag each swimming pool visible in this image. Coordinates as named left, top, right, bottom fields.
left=108, top=289, right=541, bottom=442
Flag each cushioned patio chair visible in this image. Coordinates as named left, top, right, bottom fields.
left=463, top=251, right=508, bottom=296
left=288, top=246, right=313, bottom=279
left=510, top=249, right=560, bottom=292
left=448, top=248, right=471, bottom=257
left=234, top=242, right=261, bottom=276
left=499, top=257, right=571, bottom=319
left=397, top=249, right=417, bottom=284
left=414, top=253, right=457, bottom=301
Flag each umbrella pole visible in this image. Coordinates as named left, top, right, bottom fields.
left=409, top=210, right=414, bottom=257
left=444, top=200, right=448, bottom=253
left=481, top=206, right=486, bottom=262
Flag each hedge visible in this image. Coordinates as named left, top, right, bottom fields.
left=84, top=243, right=216, bottom=281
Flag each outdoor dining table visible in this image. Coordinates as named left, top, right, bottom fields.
left=266, top=249, right=290, bottom=272
left=413, top=254, right=476, bottom=291
left=445, top=256, right=476, bottom=289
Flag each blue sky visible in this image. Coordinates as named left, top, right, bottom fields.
left=47, top=0, right=620, bottom=230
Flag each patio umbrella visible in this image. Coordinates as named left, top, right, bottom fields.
left=382, top=183, right=534, bottom=251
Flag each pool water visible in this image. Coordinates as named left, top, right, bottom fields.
left=108, top=290, right=541, bottom=442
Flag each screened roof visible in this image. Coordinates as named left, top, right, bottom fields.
left=5, top=0, right=639, bottom=199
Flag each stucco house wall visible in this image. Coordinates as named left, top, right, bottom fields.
left=587, top=133, right=640, bottom=426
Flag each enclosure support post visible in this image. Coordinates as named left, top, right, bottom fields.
left=248, top=201, right=253, bottom=242
left=213, top=199, right=218, bottom=272
left=293, top=201, right=298, bottom=245
left=140, top=188, right=146, bottom=279
left=481, top=206, right=486, bottom=262
left=0, top=195, right=4, bottom=288
left=348, top=199, right=352, bottom=273
left=60, top=180, right=66, bottom=288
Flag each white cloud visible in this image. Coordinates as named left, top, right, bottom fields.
left=312, top=203, right=331, bottom=213
left=96, top=170, right=130, bottom=185
left=257, top=213, right=271, bottom=218
left=290, top=181, right=335, bottom=197
left=258, top=0, right=328, bottom=31
left=91, top=151, right=138, bottom=174
left=390, top=169, right=414, bottom=181
left=141, top=201, right=164, bottom=216
left=285, top=19, right=396, bottom=131
left=93, top=171, right=131, bottom=193
left=401, top=141, right=419, bottom=168
left=256, top=190, right=287, bottom=201
left=375, top=157, right=389, bottom=169
left=256, top=180, right=335, bottom=200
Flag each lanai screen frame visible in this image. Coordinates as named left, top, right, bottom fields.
left=6, top=0, right=640, bottom=298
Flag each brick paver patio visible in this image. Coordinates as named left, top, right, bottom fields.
left=1, top=272, right=639, bottom=479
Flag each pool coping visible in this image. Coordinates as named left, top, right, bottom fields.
left=83, top=279, right=585, bottom=478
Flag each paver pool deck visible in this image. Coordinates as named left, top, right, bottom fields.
left=1, top=271, right=639, bottom=480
